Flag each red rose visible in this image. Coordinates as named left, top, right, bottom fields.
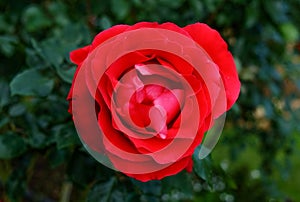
left=67, top=22, right=240, bottom=182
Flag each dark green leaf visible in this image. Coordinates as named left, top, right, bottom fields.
left=5, top=150, right=33, bottom=200
left=87, top=178, right=116, bottom=202
left=131, top=179, right=161, bottom=196
left=40, top=38, right=64, bottom=68
left=159, top=0, right=184, bottom=9
left=0, top=133, right=27, bottom=159
left=0, top=14, right=14, bottom=33
left=140, top=195, right=160, bottom=202
left=0, top=35, right=18, bottom=57
left=22, top=5, right=51, bottom=32
left=25, top=48, right=49, bottom=69
left=27, top=130, right=49, bottom=149
left=193, top=147, right=213, bottom=181
left=10, top=69, right=54, bottom=97
left=162, top=171, right=193, bottom=197
left=111, top=0, right=130, bottom=20
left=263, top=1, right=289, bottom=23
left=110, top=188, right=127, bottom=202
left=53, top=124, right=80, bottom=149
left=0, top=117, right=9, bottom=129
left=67, top=151, right=97, bottom=186
left=98, top=16, right=113, bottom=30
left=47, top=2, right=69, bottom=26
left=8, top=103, right=26, bottom=117
left=48, top=148, right=71, bottom=168
left=0, top=80, right=10, bottom=108
left=55, top=64, right=76, bottom=84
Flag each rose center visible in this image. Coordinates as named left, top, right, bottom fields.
left=129, top=84, right=179, bottom=138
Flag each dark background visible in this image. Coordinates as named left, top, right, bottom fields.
left=0, top=0, right=299, bottom=201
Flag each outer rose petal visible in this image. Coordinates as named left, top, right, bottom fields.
left=68, top=25, right=131, bottom=111
left=69, top=45, right=91, bottom=65
left=127, top=22, right=191, bottom=38
left=125, top=155, right=193, bottom=182
left=183, top=23, right=240, bottom=109
left=91, top=24, right=130, bottom=51
left=69, top=25, right=130, bottom=67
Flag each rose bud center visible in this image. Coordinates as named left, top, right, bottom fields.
left=129, top=84, right=181, bottom=139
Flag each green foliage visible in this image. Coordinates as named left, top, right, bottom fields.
left=0, top=133, right=27, bottom=159
left=0, top=0, right=299, bottom=201
left=10, top=69, right=54, bottom=97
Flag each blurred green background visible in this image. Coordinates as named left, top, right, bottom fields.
left=0, top=0, right=300, bottom=201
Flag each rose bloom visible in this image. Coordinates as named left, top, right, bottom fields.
left=68, top=22, right=240, bottom=182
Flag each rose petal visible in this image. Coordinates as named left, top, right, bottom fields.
left=91, top=24, right=130, bottom=51
left=70, top=45, right=91, bottom=65
left=154, top=89, right=183, bottom=124
left=183, top=23, right=240, bottom=109
left=98, top=98, right=138, bottom=153
left=125, top=156, right=193, bottom=182
left=98, top=52, right=156, bottom=109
